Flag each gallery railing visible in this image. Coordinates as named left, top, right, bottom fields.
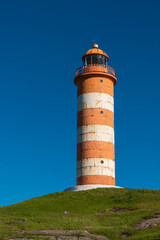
left=76, top=64, right=115, bottom=77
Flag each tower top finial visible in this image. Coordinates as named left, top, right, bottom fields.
left=92, top=39, right=98, bottom=49
left=93, top=43, right=98, bottom=49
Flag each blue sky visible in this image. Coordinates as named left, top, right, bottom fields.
left=0, top=0, right=160, bottom=206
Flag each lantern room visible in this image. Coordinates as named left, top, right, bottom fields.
left=82, top=44, right=109, bottom=66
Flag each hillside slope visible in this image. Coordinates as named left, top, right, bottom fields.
left=0, top=188, right=160, bottom=240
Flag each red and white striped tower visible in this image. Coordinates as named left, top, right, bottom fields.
left=65, top=44, right=119, bottom=191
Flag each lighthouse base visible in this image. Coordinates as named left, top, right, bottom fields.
left=64, top=184, right=121, bottom=192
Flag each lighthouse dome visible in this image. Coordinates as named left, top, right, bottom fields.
left=82, top=44, right=109, bottom=61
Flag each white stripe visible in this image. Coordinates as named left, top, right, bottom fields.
left=77, top=125, right=114, bottom=144
left=77, top=92, right=114, bottom=112
left=77, top=165, right=115, bottom=178
left=77, top=158, right=115, bottom=169
left=77, top=158, right=115, bottom=178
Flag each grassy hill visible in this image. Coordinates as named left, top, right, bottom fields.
left=0, top=188, right=160, bottom=240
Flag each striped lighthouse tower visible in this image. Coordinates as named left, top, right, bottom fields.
left=65, top=44, right=119, bottom=191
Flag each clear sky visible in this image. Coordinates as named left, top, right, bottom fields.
left=0, top=0, right=160, bottom=206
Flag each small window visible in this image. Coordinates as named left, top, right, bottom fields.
left=100, top=111, right=103, bottom=114
left=100, top=160, right=104, bottom=164
left=100, top=80, right=103, bottom=83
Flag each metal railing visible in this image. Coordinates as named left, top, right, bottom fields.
left=76, top=64, right=115, bottom=77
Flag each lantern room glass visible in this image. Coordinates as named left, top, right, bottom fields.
left=83, top=54, right=108, bottom=66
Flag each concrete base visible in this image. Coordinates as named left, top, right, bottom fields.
left=64, top=184, right=121, bottom=192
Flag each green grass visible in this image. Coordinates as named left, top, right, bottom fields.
left=0, top=188, right=160, bottom=239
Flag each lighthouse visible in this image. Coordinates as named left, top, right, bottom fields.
left=65, top=44, right=119, bottom=191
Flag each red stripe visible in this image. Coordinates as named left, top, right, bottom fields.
left=77, top=141, right=115, bottom=161
left=77, top=175, right=115, bottom=185
left=77, top=109, right=114, bottom=128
